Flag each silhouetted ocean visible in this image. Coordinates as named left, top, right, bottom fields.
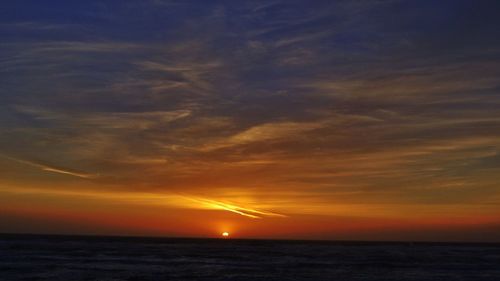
left=1, top=234, right=499, bottom=281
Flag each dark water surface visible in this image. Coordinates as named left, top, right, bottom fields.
left=1, top=234, right=499, bottom=281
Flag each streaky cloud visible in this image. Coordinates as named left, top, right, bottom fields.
left=184, top=196, right=287, bottom=219
left=0, top=155, right=98, bottom=179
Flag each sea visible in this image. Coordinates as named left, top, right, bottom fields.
left=1, top=234, right=499, bottom=281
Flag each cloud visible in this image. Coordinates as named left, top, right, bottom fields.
left=136, top=60, right=222, bottom=95
left=1, top=155, right=98, bottom=179
left=14, top=106, right=191, bottom=130
left=200, top=121, right=324, bottom=151
left=0, top=22, right=81, bottom=31
left=183, top=196, right=287, bottom=219
left=304, top=61, right=500, bottom=101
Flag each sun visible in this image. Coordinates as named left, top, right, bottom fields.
left=221, top=232, right=229, bottom=238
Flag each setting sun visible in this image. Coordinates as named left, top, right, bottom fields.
left=222, top=232, right=229, bottom=238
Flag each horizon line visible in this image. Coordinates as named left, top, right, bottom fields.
left=1, top=232, right=499, bottom=245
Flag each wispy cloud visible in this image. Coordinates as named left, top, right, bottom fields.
left=201, top=121, right=324, bottom=151
left=1, top=155, right=98, bottom=179
left=14, top=106, right=191, bottom=130
left=184, top=196, right=287, bottom=219
left=0, top=22, right=82, bottom=31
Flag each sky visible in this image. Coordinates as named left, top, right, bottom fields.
left=1, top=0, right=500, bottom=242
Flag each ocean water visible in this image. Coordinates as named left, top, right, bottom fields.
left=1, top=234, right=499, bottom=281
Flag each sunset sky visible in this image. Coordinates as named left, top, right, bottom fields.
left=1, top=0, right=500, bottom=242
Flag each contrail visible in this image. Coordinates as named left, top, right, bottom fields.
left=1, top=155, right=98, bottom=179
left=184, top=196, right=287, bottom=219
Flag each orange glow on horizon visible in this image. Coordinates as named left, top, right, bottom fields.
left=1, top=185, right=499, bottom=242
